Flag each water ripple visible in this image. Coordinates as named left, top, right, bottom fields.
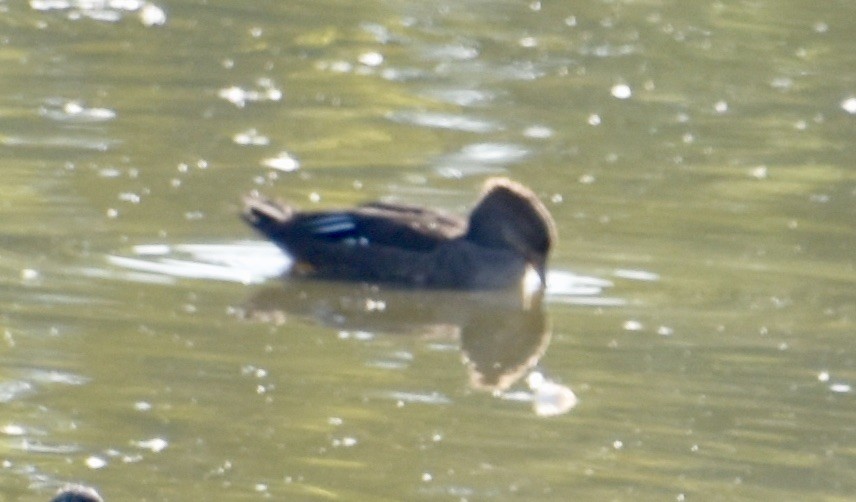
left=387, top=110, right=499, bottom=133
left=106, top=242, right=289, bottom=284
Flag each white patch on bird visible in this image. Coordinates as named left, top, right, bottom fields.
left=520, top=265, right=544, bottom=309
left=522, top=265, right=543, bottom=295
left=342, top=237, right=370, bottom=247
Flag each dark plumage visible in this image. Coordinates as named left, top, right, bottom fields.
left=242, top=177, right=556, bottom=290
left=50, top=484, right=103, bottom=502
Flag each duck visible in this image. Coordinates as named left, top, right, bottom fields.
left=50, top=484, right=103, bottom=502
left=242, top=177, right=556, bottom=291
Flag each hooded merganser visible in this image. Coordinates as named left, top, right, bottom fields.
left=242, top=177, right=556, bottom=290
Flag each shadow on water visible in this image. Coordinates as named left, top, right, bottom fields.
left=106, top=241, right=628, bottom=417
left=241, top=281, right=582, bottom=417
left=245, top=282, right=554, bottom=387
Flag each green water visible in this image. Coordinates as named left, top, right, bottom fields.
left=2, top=0, right=854, bottom=500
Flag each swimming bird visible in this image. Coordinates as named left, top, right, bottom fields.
left=242, top=177, right=556, bottom=291
left=50, top=484, right=103, bottom=502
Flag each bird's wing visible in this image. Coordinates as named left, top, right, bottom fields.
left=291, top=202, right=466, bottom=251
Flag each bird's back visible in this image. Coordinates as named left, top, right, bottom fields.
left=242, top=194, right=469, bottom=283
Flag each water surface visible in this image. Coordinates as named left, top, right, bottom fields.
left=2, top=0, right=854, bottom=500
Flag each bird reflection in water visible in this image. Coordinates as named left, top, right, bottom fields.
left=240, top=280, right=577, bottom=417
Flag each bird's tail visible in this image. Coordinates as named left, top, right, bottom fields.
left=242, top=191, right=294, bottom=229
